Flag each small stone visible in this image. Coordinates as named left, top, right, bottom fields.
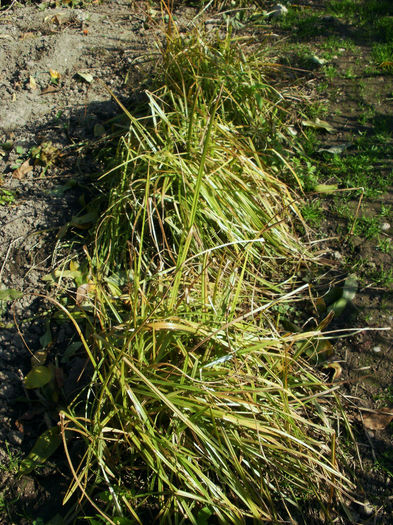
left=381, top=222, right=391, bottom=232
left=372, top=345, right=381, bottom=353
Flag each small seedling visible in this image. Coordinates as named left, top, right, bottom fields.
left=0, top=189, right=15, bottom=206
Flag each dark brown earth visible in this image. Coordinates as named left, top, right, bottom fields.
left=1, top=0, right=393, bottom=523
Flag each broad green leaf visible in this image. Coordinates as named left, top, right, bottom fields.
left=342, top=274, right=358, bottom=301
left=45, top=515, right=65, bottom=525
left=328, top=297, right=348, bottom=317
left=70, top=211, right=97, bottom=228
left=197, top=506, right=213, bottom=525
left=24, top=365, right=53, bottom=389
left=94, top=123, right=105, bottom=137
left=0, top=288, right=23, bottom=301
left=313, top=184, right=338, bottom=194
left=39, top=322, right=52, bottom=348
left=61, top=342, right=82, bottom=363
left=19, top=426, right=61, bottom=474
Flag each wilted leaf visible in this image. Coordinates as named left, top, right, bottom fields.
left=41, top=85, right=58, bottom=95
left=323, top=362, right=342, bottom=381
left=315, top=339, right=334, bottom=360
left=380, top=61, right=393, bottom=70
left=76, top=71, right=94, bottom=84
left=76, top=283, right=90, bottom=306
left=25, top=365, right=53, bottom=389
left=362, top=409, right=393, bottom=431
left=315, top=297, right=326, bottom=315
left=318, top=144, right=351, bottom=155
left=13, top=159, right=32, bottom=179
left=19, top=426, right=61, bottom=474
left=302, top=118, right=335, bottom=133
left=28, top=75, right=37, bottom=90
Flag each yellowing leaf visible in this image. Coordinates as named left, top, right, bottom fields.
left=69, top=260, right=79, bottom=272
left=13, top=159, right=33, bottom=179
left=28, top=75, right=37, bottom=90
left=77, top=71, right=93, bottom=84
left=302, top=118, right=335, bottom=133
left=24, top=365, right=53, bottom=389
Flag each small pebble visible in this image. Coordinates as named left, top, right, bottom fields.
left=372, top=345, right=381, bottom=353
left=381, top=222, right=391, bottom=232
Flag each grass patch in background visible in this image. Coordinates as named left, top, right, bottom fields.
left=46, top=21, right=352, bottom=524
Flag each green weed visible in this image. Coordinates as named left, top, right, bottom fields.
left=0, top=188, right=15, bottom=206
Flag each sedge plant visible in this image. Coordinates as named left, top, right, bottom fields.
left=55, top=20, right=351, bottom=525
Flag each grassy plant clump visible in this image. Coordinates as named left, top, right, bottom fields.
left=57, top=24, right=350, bottom=524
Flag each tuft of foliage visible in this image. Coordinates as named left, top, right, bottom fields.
left=56, top=23, right=350, bottom=525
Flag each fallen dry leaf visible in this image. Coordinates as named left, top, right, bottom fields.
left=19, top=32, right=34, bottom=40
left=323, top=362, right=342, bottom=381
left=13, top=159, right=33, bottom=179
left=28, top=75, right=37, bottom=90
left=40, top=85, right=59, bottom=95
left=76, top=283, right=91, bottom=306
left=362, top=408, right=393, bottom=431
